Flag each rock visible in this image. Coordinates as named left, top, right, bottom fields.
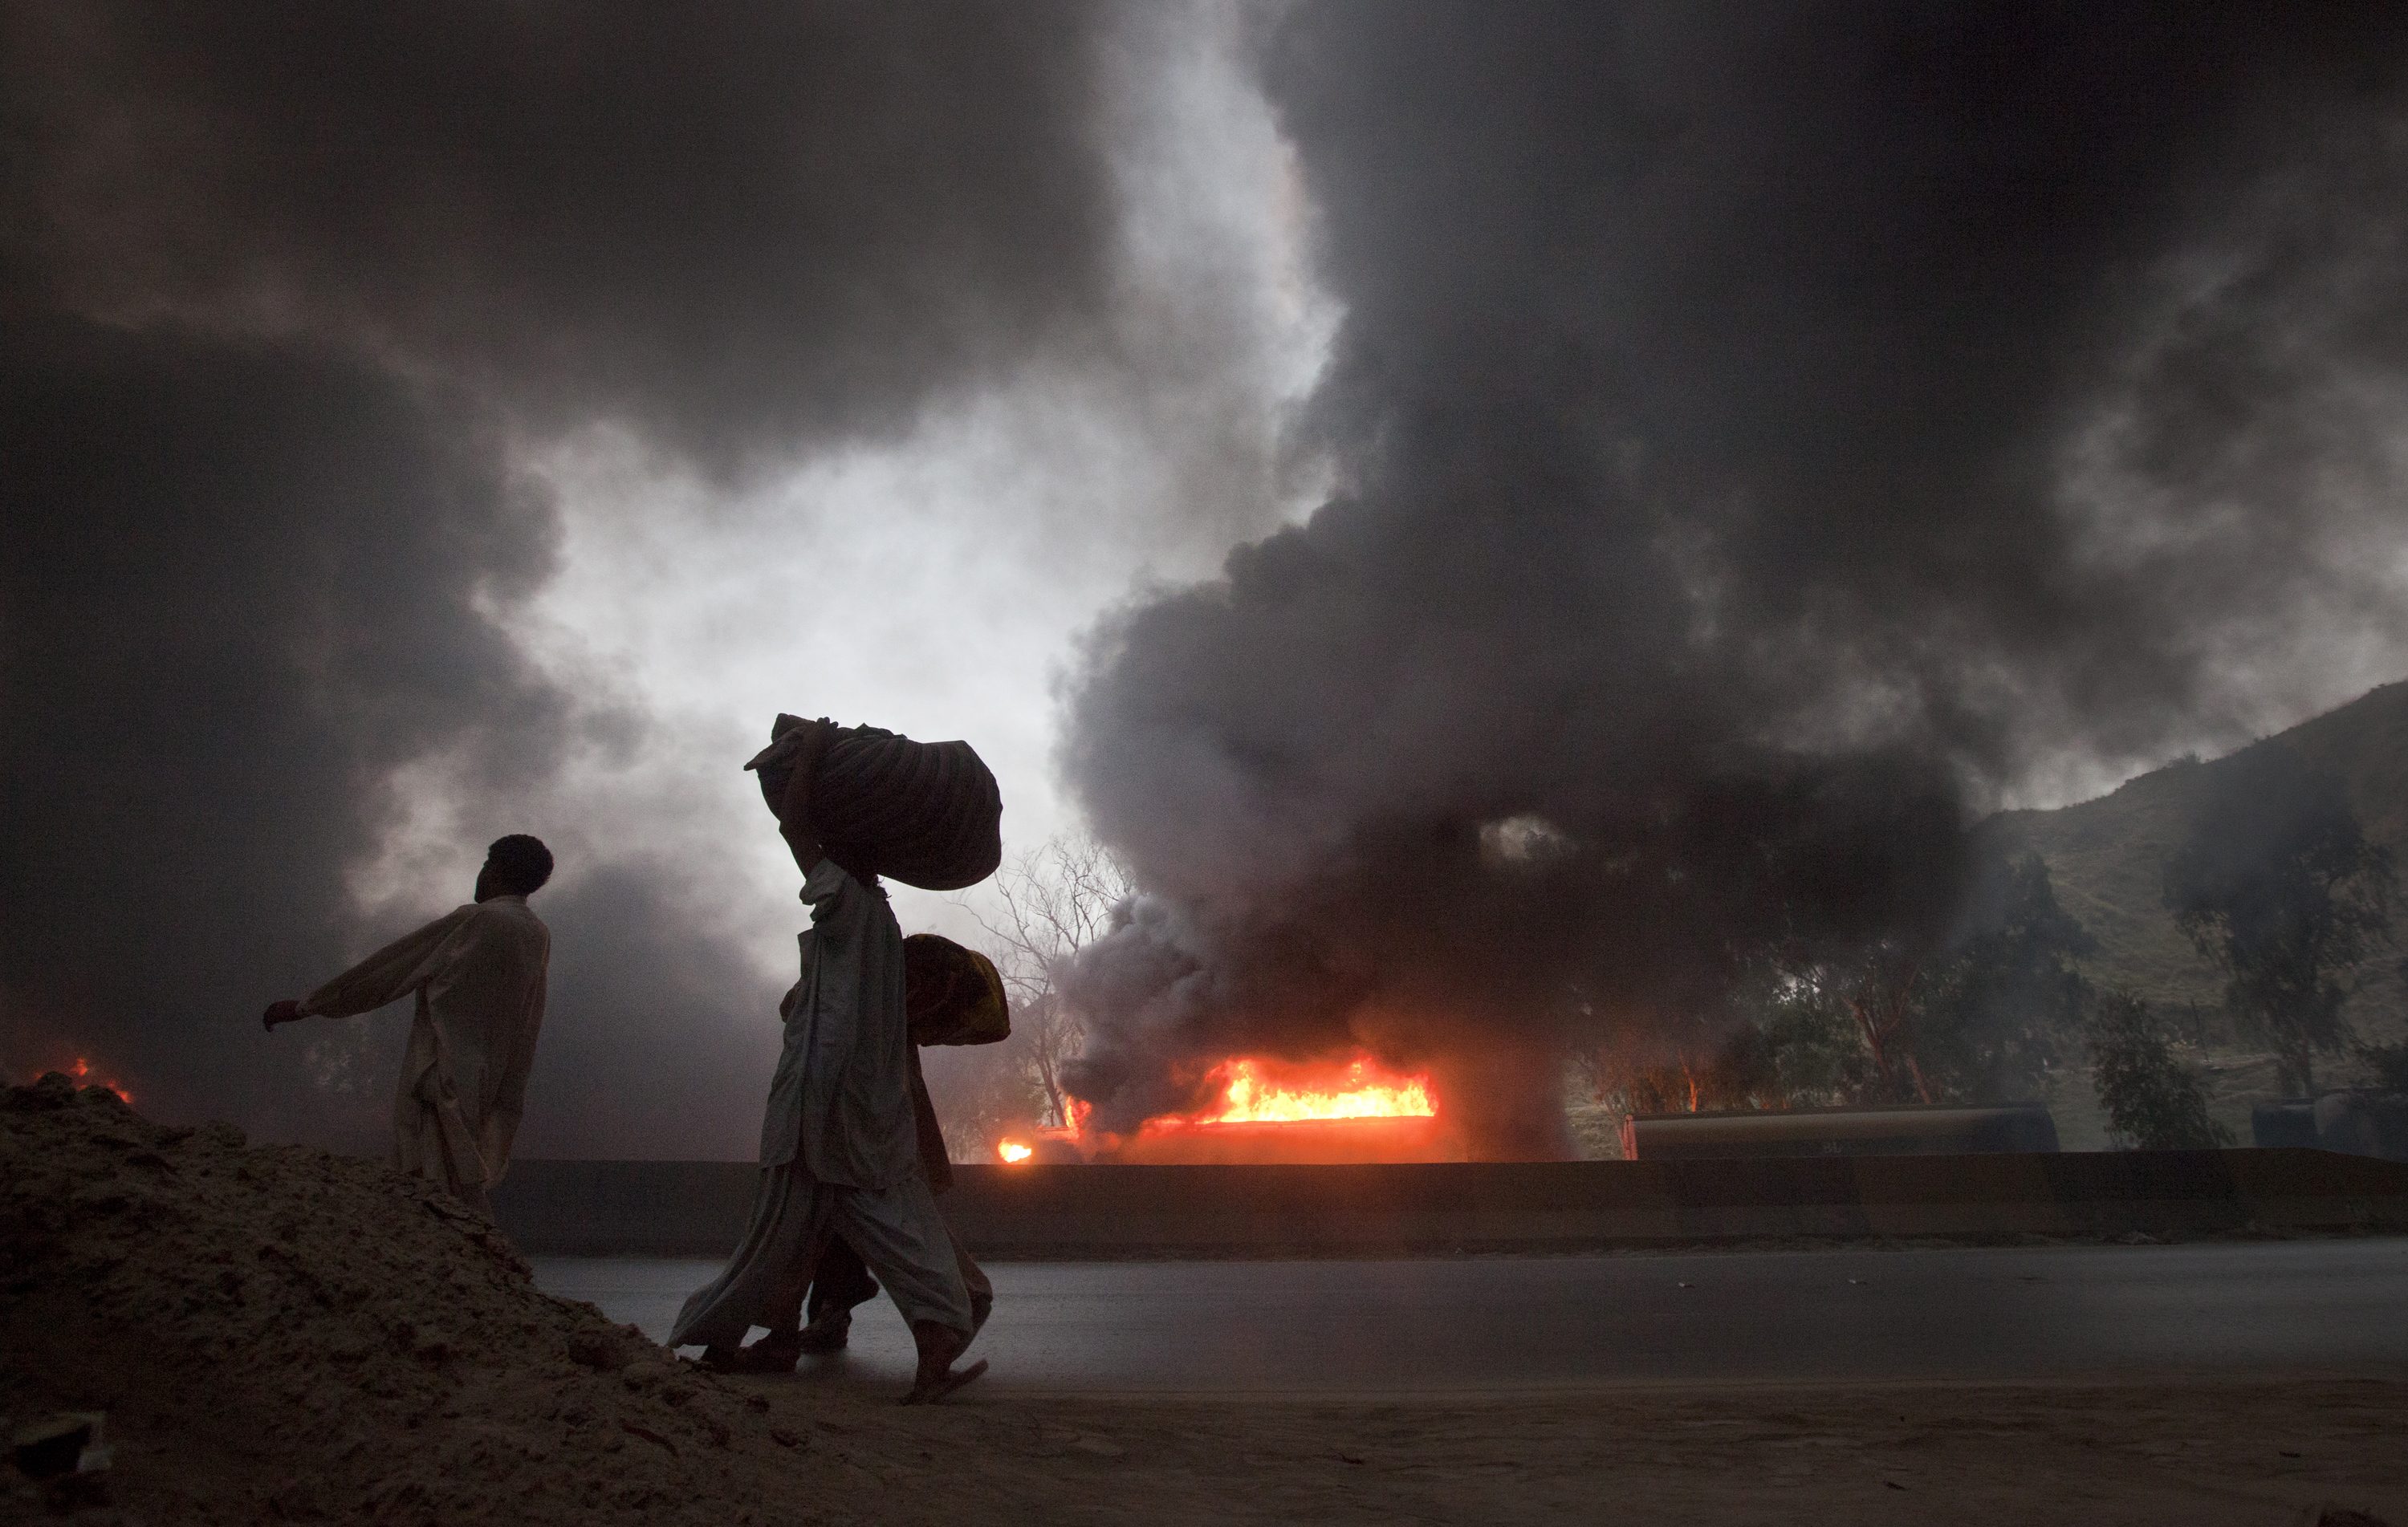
left=565, top=1331, right=633, bottom=1372
left=10, top=1411, right=101, bottom=1480
left=6, top=1073, right=79, bottom=1111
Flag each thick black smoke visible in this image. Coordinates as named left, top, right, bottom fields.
left=1060, top=3, right=2408, bottom=1152
left=6, top=0, right=1116, bottom=467
left=1, top=2, right=1121, bottom=1148
left=0, top=319, right=563, bottom=1143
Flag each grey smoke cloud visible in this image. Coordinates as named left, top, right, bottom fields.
left=1060, top=3, right=2408, bottom=1151
left=0, top=1, right=1129, bottom=1145
left=6, top=0, right=1119, bottom=471
left=10, top=0, right=2406, bottom=1166
left=0, top=318, right=566, bottom=1143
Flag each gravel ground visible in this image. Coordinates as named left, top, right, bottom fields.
left=8, top=1074, right=2401, bottom=1525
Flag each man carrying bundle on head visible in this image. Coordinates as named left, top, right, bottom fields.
left=787, top=933, right=1009, bottom=1356
left=670, top=717, right=995, bottom=1405
left=263, top=834, right=555, bottom=1215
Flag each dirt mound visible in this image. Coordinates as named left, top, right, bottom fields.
left=0, top=1074, right=859, bottom=1525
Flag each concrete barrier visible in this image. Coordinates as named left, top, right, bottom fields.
left=492, top=1149, right=2408, bottom=1258
left=1623, top=1102, right=2060, bottom=1159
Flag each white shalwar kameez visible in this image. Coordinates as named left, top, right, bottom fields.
left=298, top=894, right=551, bottom=1212
left=670, top=859, right=974, bottom=1348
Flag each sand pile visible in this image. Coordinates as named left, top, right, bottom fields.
left=0, top=1074, right=861, bottom=1525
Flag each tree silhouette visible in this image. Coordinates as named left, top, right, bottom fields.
left=959, top=835, right=1132, bottom=1128
left=2088, top=988, right=2230, bottom=1149
left=1910, top=852, right=2097, bottom=1103
left=2162, top=746, right=2394, bottom=1095
left=1729, top=852, right=2093, bottom=1107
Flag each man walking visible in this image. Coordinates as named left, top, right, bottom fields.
left=788, top=1045, right=993, bottom=1354
left=669, top=719, right=984, bottom=1403
left=263, top=835, right=555, bottom=1214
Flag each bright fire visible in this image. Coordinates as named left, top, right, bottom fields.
left=68, top=1057, right=132, bottom=1105
left=1194, top=1056, right=1433, bottom=1125
left=1023, top=1053, right=1446, bottom=1164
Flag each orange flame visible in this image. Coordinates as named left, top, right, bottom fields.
left=997, top=1140, right=1034, bottom=1164
left=1047, top=1052, right=1442, bottom=1163
left=67, top=1057, right=133, bottom=1105
left=1194, top=1055, right=1434, bottom=1125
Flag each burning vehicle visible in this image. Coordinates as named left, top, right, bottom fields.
left=999, top=1051, right=1463, bottom=1166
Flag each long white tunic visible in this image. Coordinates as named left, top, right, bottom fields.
left=758, top=859, right=919, bottom=1189
left=670, top=857, right=971, bottom=1348
left=299, top=894, right=551, bottom=1199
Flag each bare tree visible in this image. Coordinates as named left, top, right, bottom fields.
left=959, top=835, right=1133, bottom=1127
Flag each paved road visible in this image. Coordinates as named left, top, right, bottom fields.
left=534, top=1239, right=2408, bottom=1395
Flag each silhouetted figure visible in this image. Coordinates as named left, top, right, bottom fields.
left=264, top=835, right=555, bottom=1213
left=791, top=1047, right=993, bottom=1354
left=669, top=719, right=984, bottom=1404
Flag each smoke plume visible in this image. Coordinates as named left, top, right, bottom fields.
left=10, top=2, right=2408, bottom=1162
left=1060, top=3, right=2408, bottom=1152
left=0, top=1, right=1125, bottom=1147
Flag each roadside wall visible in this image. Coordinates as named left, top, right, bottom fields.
left=493, top=1151, right=2408, bottom=1257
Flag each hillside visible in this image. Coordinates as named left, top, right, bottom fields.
left=1987, top=678, right=2408, bottom=1115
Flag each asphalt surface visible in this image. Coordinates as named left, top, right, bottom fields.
left=533, top=1239, right=2408, bottom=1395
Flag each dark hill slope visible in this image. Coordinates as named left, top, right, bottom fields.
left=1987, top=678, right=2408, bottom=1046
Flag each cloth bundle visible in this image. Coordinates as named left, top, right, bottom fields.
left=746, top=713, right=1003, bottom=891
left=902, top=934, right=1011, bottom=1047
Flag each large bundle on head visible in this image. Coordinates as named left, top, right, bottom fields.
left=747, top=713, right=1003, bottom=891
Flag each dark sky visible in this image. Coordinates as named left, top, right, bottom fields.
left=5, top=2, right=2406, bottom=1156
left=0, top=0, right=1129, bottom=1151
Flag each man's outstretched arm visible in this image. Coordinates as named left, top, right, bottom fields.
left=262, top=907, right=473, bottom=1030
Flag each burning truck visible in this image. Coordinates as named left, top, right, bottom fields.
left=999, top=1051, right=1464, bottom=1166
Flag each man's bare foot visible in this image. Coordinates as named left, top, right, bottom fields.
left=795, top=1310, right=852, bottom=1354
left=699, top=1330, right=803, bottom=1375
left=901, top=1320, right=986, bottom=1405
left=901, top=1358, right=987, bottom=1406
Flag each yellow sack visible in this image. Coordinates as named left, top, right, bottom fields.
left=903, top=933, right=1011, bottom=1046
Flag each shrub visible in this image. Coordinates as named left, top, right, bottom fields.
left=2089, top=989, right=2233, bottom=1149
